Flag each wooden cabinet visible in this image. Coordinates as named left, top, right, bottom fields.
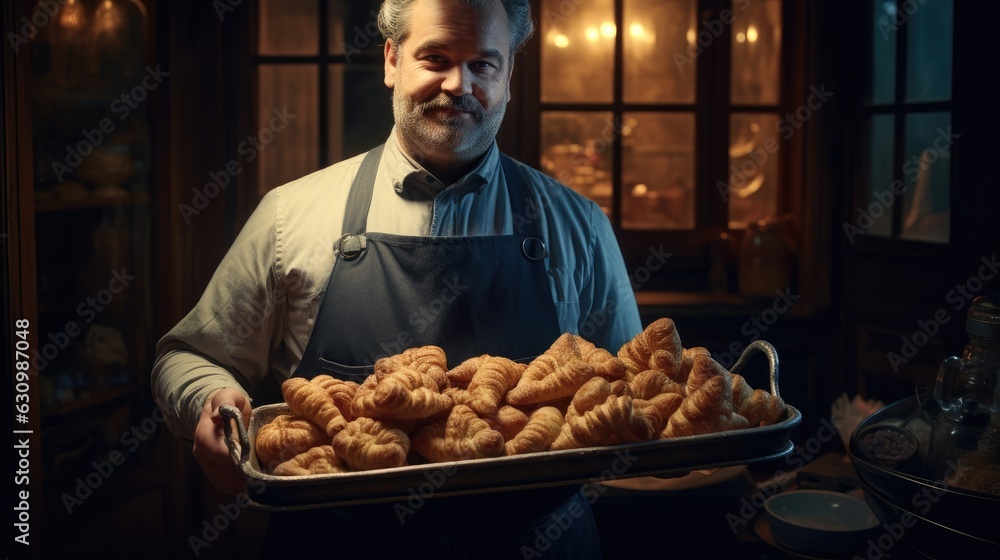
left=3, top=1, right=190, bottom=558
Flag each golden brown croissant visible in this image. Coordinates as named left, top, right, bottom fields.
left=464, top=356, right=525, bottom=416
left=272, top=445, right=346, bottom=476
left=676, top=347, right=711, bottom=384
left=413, top=405, right=505, bottom=462
left=505, top=356, right=594, bottom=406
left=663, top=375, right=749, bottom=438
left=685, top=354, right=732, bottom=396
left=311, top=375, right=359, bottom=421
left=617, top=318, right=683, bottom=377
left=565, top=377, right=615, bottom=423
left=351, top=366, right=453, bottom=421
left=331, top=417, right=410, bottom=471
left=483, top=405, right=531, bottom=441
left=635, top=392, right=684, bottom=434
left=255, top=414, right=328, bottom=471
left=505, top=406, right=565, bottom=455
left=281, top=377, right=349, bottom=437
left=629, top=369, right=684, bottom=400
left=550, top=395, right=655, bottom=450
left=374, top=345, right=450, bottom=390
left=736, top=388, right=786, bottom=427
left=446, top=355, right=489, bottom=388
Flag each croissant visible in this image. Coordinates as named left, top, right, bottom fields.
left=505, top=356, right=594, bottom=406
left=272, top=445, right=346, bottom=476
left=635, top=392, right=684, bottom=434
left=446, top=355, right=489, bottom=388
left=351, top=366, right=453, bottom=421
left=566, top=377, right=614, bottom=423
left=505, top=406, right=565, bottom=455
left=733, top=379, right=786, bottom=427
left=255, top=414, right=327, bottom=471
left=676, top=347, right=711, bottom=384
left=311, top=375, right=359, bottom=421
left=331, top=417, right=410, bottom=471
left=413, top=405, right=505, bottom=462
left=617, top=318, right=683, bottom=377
left=685, top=354, right=732, bottom=396
left=282, top=377, right=349, bottom=437
left=483, top=405, right=531, bottom=441
left=374, top=345, right=450, bottom=390
left=550, top=395, right=655, bottom=450
left=629, top=369, right=684, bottom=400
left=464, top=356, right=526, bottom=416
left=564, top=334, right=627, bottom=380
left=663, top=375, right=749, bottom=438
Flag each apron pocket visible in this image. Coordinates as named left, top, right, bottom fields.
left=317, top=357, right=374, bottom=383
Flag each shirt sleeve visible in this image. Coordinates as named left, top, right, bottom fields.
left=580, top=201, right=643, bottom=352
left=151, top=190, right=286, bottom=443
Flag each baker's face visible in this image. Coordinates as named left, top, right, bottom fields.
left=384, top=0, right=513, bottom=169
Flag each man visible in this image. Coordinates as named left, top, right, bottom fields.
left=152, top=0, right=641, bottom=557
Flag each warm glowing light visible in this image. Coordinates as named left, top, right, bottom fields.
left=585, top=27, right=599, bottom=42
left=600, top=21, right=617, bottom=38
left=686, top=29, right=695, bottom=45
left=553, top=34, right=570, bottom=48
left=59, top=0, right=86, bottom=29
left=747, top=26, right=758, bottom=43
left=632, top=184, right=649, bottom=196
left=629, top=23, right=645, bottom=39
left=750, top=122, right=760, bottom=134
left=736, top=32, right=746, bottom=44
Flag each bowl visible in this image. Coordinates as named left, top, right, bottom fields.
left=848, top=396, right=1000, bottom=558
left=764, top=490, right=880, bottom=555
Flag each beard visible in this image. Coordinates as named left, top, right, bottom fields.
left=392, top=87, right=507, bottom=166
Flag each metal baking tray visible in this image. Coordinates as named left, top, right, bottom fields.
left=222, top=340, right=801, bottom=511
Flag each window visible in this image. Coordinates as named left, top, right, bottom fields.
left=535, top=0, right=786, bottom=290
left=253, top=0, right=393, bottom=195
left=857, top=0, right=953, bottom=244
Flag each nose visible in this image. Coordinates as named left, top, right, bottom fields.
left=441, top=65, right=473, bottom=97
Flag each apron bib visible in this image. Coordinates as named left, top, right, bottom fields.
left=296, top=143, right=562, bottom=379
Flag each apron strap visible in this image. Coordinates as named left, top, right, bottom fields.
left=341, top=144, right=385, bottom=236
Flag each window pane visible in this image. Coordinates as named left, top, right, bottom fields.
left=905, top=0, right=953, bottom=103
left=328, top=0, right=385, bottom=57
left=901, top=112, right=951, bottom=243
left=328, top=65, right=394, bottom=163
left=622, top=112, right=695, bottom=230
left=861, top=115, right=895, bottom=238
left=869, top=0, right=897, bottom=105
left=727, top=113, right=780, bottom=228
left=257, top=65, right=318, bottom=195
left=540, top=111, right=615, bottom=216
left=541, top=0, right=614, bottom=103
left=731, top=0, right=782, bottom=106
left=259, top=0, right=319, bottom=55
left=624, top=0, right=696, bottom=104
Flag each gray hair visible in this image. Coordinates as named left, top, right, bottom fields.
left=378, top=0, right=535, bottom=56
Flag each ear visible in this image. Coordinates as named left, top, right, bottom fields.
left=384, top=39, right=399, bottom=88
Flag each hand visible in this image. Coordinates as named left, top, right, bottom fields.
left=192, top=388, right=252, bottom=497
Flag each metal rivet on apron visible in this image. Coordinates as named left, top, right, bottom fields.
left=521, top=237, right=548, bottom=261
left=336, top=233, right=366, bottom=261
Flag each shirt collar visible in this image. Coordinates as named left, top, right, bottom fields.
left=384, top=127, right=498, bottom=201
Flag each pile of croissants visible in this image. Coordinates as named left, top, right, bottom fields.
left=254, top=318, right=785, bottom=476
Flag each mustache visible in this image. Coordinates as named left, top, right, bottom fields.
left=420, top=96, right=484, bottom=118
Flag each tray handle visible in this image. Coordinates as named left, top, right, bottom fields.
left=220, top=404, right=251, bottom=467
left=728, top=339, right=780, bottom=399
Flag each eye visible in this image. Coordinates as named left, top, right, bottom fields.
left=473, top=60, right=499, bottom=72
left=424, top=54, right=447, bottom=64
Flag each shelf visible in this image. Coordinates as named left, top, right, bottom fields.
left=34, top=192, right=150, bottom=213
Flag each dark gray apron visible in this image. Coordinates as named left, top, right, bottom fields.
left=260, top=145, right=601, bottom=560
left=294, top=143, right=561, bottom=380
